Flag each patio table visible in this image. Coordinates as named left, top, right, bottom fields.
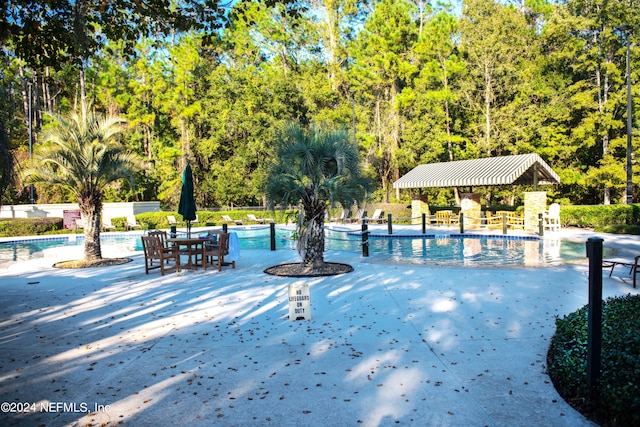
left=167, top=237, right=210, bottom=269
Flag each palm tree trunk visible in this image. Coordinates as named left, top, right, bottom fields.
left=82, top=212, right=102, bottom=261
left=299, top=200, right=326, bottom=267
left=79, top=191, right=103, bottom=261
left=303, top=214, right=325, bottom=267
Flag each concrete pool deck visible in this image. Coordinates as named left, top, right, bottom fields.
left=0, top=227, right=638, bottom=426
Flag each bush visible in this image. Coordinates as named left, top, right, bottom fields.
left=596, top=224, right=640, bottom=235
left=561, top=204, right=640, bottom=228
left=547, top=294, right=640, bottom=426
left=110, top=216, right=127, bottom=230
left=0, top=217, right=65, bottom=237
left=138, top=210, right=288, bottom=230
left=364, top=203, right=412, bottom=222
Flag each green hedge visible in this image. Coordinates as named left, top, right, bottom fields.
left=0, top=217, right=65, bottom=237
left=547, top=294, right=640, bottom=426
left=138, top=210, right=289, bottom=230
left=560, top=204, right=640, bottom=228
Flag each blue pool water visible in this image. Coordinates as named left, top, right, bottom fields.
left=0, top=227, right=588, bottom=266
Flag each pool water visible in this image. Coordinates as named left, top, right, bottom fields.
left=365, top=235, right=585, bottom=265
left=0, top=227, right=589, bottom=266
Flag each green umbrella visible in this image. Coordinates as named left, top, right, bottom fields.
left=178, top=163, right=197, bottom=237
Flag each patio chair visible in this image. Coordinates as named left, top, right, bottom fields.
left=435, top=210, right=453, bottom=226
left=603, top=254, right=640, bottom=288
left=449, top=211, right=460, bottom=225
left=543, top=203, right=561, bottom=232
left=147, top=230, right=171, bottom=265
left=141, top=235, right=180, bottom=275
left=167, top=215, right=179, bottom=226
left=221, top=214, right=243, bottom=225
left=126, top=215, right=142, bottom=230
left=368, top=209, right=385, bottom=224
left=487, top=211, right=507, bottom=229
left=101, top=217, right=116, bottom=231
left=506, top=212, right=524, bottom=230
left=202, top=231, right=236, bottom=271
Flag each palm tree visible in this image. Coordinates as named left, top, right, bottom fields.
left=25, top=108, right=142, bottom=261
left=266, top=123, right=369, bottom=269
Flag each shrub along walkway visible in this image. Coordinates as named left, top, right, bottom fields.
left=0, top=229, right=638, bottom=426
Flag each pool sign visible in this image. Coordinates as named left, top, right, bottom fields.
left=288, top=283, right=311, bottom=320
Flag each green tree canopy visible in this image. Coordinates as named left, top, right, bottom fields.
left=25, top=108, right=143, bottom=260
left=266, top=122, right=369, bottom=267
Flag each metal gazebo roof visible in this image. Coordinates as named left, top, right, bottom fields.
left=393, top=153, right=560, bottom=189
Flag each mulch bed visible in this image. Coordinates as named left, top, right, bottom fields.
left=264, top=262, right=353, bottom=277
left=53, top=258, right=132, bottom=269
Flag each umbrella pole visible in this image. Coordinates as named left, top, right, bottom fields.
left=187, top=221, right=191, bottom=238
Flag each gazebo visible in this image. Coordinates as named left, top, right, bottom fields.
left=393, top=153, right=560, bottom=190
left=393, top=153, right=560, bottom=231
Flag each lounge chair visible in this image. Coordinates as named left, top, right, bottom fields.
left=141, top=235, right=180, bottom=275
left=347, top=208, right=365, bottom=223
left=543, top=203, right=561, bottom=232
left=202, top=231, right=236, bottom=271
left=221, top=215, right=243, bottom=225
left=101, top=217, right=116, bottom=231
left=247, top=213, right=274, bottom=224
left=126, top=215, right=142, bottom=230
left=247, top=213, right=265, bottom=224
left=368, top=209, right=385, bottom=224
left=330, top=209, right=349, bottom=223
left=167, top=215, right=178, bottom=226
left=603, top=255, right=640, bottom=288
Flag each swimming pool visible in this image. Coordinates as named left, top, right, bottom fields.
left=0, top=227, right=588, bottom=266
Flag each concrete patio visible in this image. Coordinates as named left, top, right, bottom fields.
left=0, top=228, right=638, bottom=426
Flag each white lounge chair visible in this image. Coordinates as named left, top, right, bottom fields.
left=101, top=217, right=116, bottom=231
left=247, top=213, right=265, bottom=224
left=330, top=209, right=349, bottom=223
left=221, top=215, right=243, bottom=225
left=126, top=215, right=142, bottom=230
left=368, top=209, right=385, bottom=223
left=248, top=213, right=274, bottom=224
left=347, top=208, right=365, bottom=223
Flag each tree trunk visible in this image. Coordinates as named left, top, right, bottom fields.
left=19, top=65, right=30, bottom=131
left=79, top=191, right=103, bottom=261
left=300, top=201, right=326, bottom=267
left=303, top=216, right=325, bottom=267
left=484, top=61, right=492, bottom=154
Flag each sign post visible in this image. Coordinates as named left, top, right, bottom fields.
left=586, top=237, right=604, bottom=397
left=288, top=283, right=311, bottom=321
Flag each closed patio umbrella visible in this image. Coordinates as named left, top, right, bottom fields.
left=178, top=163, right=197, bottom=238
